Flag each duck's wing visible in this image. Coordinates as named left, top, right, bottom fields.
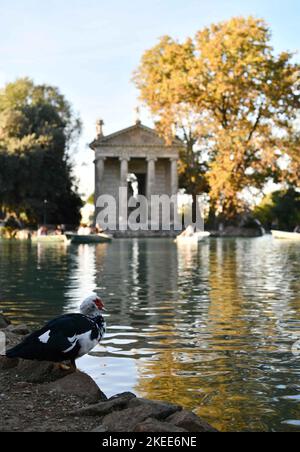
left=6, top=314, right=97, bottom=361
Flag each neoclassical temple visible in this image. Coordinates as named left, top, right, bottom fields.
left=90, top=119, right=183, bottom=235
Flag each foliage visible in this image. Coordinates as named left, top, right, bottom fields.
left=0, top=215, right=21, bottom=239
left=87, top=193, right=95, bottom=205
left=134, top=17, right=300, bottom=219
left=254, top=189, right=300, bottom=231
left=0, top=78, right=83, bottom=225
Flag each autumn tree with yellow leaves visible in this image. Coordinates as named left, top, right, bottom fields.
left=134, top=17, right=300, bottom=220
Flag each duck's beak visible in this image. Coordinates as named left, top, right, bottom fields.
left=95, top=297, right=106, bottom=311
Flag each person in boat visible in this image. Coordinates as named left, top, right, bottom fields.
left=55, top=225, right=63, bottom=235
left=37, top=226, right=48, bottom=236
left=77, top=224, right=91, bottom=236
left=179, top=225, right=195, bottom=238
left=95, top=223, right=104, bottom=234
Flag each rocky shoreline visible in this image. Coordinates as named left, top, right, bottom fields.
left=0, top=314, right=217, bottom=433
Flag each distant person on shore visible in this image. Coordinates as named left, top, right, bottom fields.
left=294, top=226, right=300, bottom=233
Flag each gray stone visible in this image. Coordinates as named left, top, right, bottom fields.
left=71, top=391, right=136, bottom=417
left=91, top=425, right=107, bottom=433
left=7, top=324, right=31, bottom=336
left=16, top=360, right=75, bottom=384
left=134, top=418, right=187, bottom=432
left=45, top=371, right=107, bottom=404
left=102, top=398, right=182, bottom=432
left=108, top=391, right=136, bottom=402
left=166, top=410, right=218, bottom=432
left=4, top=329, right=29, bottom=349
left=0, top=314, right=10, bottom=329
left=0, top=355, right=19, bottom=370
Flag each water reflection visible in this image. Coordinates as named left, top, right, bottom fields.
left=0, top=241, right=70, bottom=322
left=0, top=237, right=300, bottom=431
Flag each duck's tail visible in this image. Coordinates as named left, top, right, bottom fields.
left=6, top=343, right=26, bottom=359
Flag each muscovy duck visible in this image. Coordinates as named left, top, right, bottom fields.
left=6, top=294, right=106, bottom=369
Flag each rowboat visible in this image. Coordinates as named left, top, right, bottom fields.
left=175, top=230, right=211, bottom=244
left=31, top=235, right=67, bottom=243
left=271, top=230, right=300, bottom=241
left=66, top=233, right=113, bottom=244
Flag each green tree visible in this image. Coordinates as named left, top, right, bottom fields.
left=0, top=78, right=83, bottom=225
left=254, top=189, right=300, bottom=231
left=134, top=17, right=300, bottom=220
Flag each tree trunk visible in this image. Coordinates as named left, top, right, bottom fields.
left=192, top=192, right=198, bottom=225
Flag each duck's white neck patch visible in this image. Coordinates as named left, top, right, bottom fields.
left=39, top=330, right=51, bottom=344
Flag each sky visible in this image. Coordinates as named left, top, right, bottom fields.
left=0, top=0, right=299, bottom=198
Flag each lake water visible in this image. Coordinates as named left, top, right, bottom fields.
left=1, top=236, right=300, bottom=432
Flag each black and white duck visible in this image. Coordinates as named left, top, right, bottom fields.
left=6, top=294, right=106, bottom=369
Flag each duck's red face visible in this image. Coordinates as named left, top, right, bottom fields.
left=94, top=297, right=106, bottom=311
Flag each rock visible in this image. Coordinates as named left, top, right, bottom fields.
left=166, top=410, right=218, bottom=432
left=0, top=355, right=19, bottom=370
left=109, top=392, right=137, bottom=402
left=44, top=371, right=107, bottom=404
left=102, top=398, right=182, bottom=432
left=91, top=425, right=107, bottom=433
left=4, top=329, right=28, bottom=349
left=7, top=325, right=31, bottom=336
left=14, top=381, right=29, bottom=389
left=0, top=314, right=10, bottom=329
left=71, top=391, right=136, bottom=417
left=134, top=418, right=187, bottom=432
left=16, top=360, right=75, bottom=384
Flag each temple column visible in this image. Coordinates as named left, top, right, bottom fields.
left=120, top=157, right=129, bottom=188
left=95, top=157, right=106, bottom=204
left=119, top=157, right=130, bottom=230
left=170, top=158, right=178, bottom=195
left=170, top=158, right=179, bottom=228
left=146, top=157, right=157, bottom=199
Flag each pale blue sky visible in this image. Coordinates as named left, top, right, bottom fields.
left=0, top=0, right=299, bottom=196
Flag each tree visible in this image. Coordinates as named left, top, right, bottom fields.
left=254, top=189, right=300, bottom=231
left=86, top=193, right=95, bottom=205
left=0, top=78, right=83, bottom=225
left=134, top=17, right=300, bottom=219
left=134, top=36, right=209, bottom=221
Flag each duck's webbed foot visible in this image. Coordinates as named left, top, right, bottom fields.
left=58, top=362, right=72, bottom=371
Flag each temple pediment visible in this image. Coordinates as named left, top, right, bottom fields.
left=90, top=122, right=182, bottom=149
